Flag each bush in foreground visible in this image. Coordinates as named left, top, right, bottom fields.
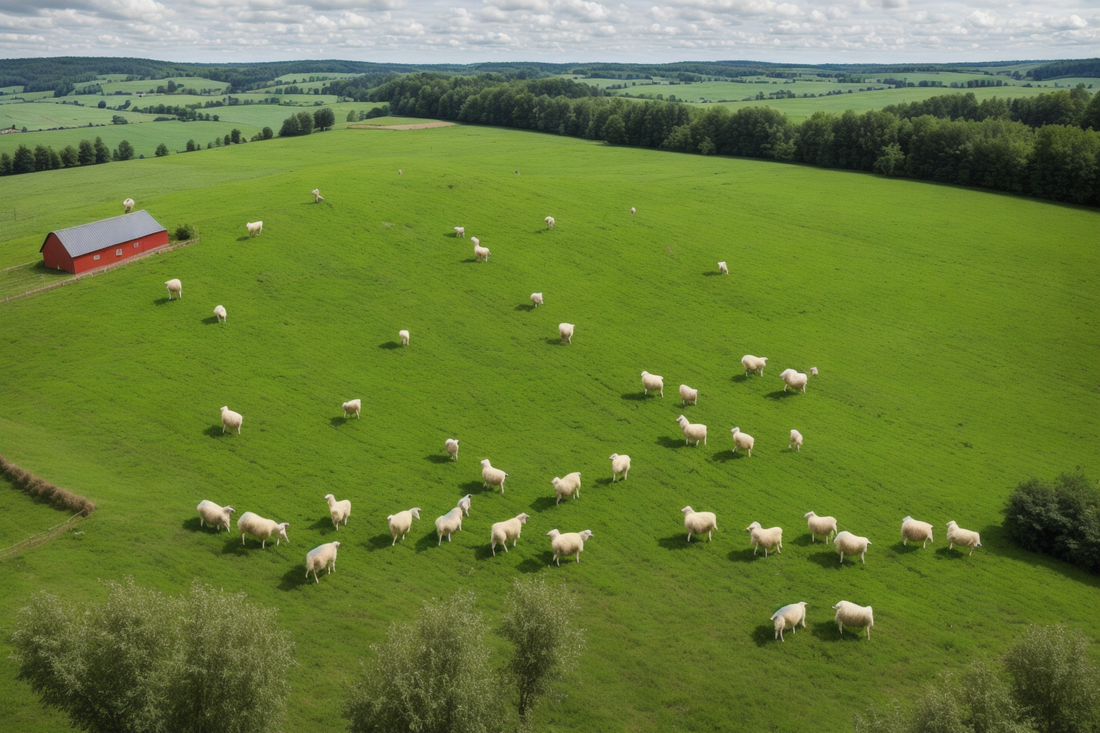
left=1003, top=472, right=1100, bottom=573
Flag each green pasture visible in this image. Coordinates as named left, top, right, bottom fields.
left=0, top=124, right=1098, bottom=733
left=0, top=101, right=162, bottom=132
left=0, top=120, right=263, bottom=160
left=0, top=90, right=54, bottom=104
left=94, top=76, right=229, bottom=95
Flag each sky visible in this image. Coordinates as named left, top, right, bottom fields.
left=0, top=0, right=1096, bottom=65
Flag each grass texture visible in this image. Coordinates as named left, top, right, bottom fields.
left=0, top=124, right=1098, bottom=733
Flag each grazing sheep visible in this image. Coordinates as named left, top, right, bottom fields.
left=804, top=511, right=837, bottom=543
left=165, top=278, right=182, bottom=300
left=342, top=399, right=361, bottom=419
left=559, top=323, right=574, bottom=344
left=454, top=226, right=465, bottom=238
left=435, top=507, right=464, bottom=545
left=641, top=371, right=664, bottom=397
left=771, top=602, right=808, bottom=642
left=246, top=221, right=263, bottom=237
left=311, top=188, right=324, bottom=203
left=676, top=415, right=707, bottom=446
left=457, top=494, right=472, bottom=516
left=480, top=459, right=508, bottom=493
left=789, top=429, right=803, bottom=451
left=213, top=305, right=227, bottom=323
left=122, top=197, right=135, bottom=213
left=196, top=500, right=235, bottom=533
left=547, top=529, right=592, bottom=566
left=551, top=472, right=582, bottom=504
left=945, top=521, right=982, bottom=556
left=901, top=516, right=934, bottom=548
left=718, top=261, right=729, bottom=275
left=470, top=236, right=480, bottom=246
left=609, top=453, right=631, bottom=482
left=490, top=513, right=530, bottom=556
left=746, top=521, right=783, bottom=557
left=399, top=329, right=410, bottom=346
left=780, top=369, right=809, bottom=393
left=730, top=427, right=754, bottom=456
left=444, top=438, right=460, bottom=461
left=630, top=206, right=636, bottom=215
left=305, top=541, right=340, bottom=584
left=544, top=216, right=555, bottom=229
left=530, top=292, right=543, bottom=307
left=474, top=244, right=491, bottom=262
left=220, top=406, right=243, bottom=435
left=833, top=601, right=874, bottom=640
left=237, top=512, right=289, bottom=549
left=387, top=508, right=421, bottom=546
left=324, top=493, right=351, bottom=531
left=682, top=506, right=717, bottom=542
left=741, top=355, right=768, bottom=377
left=833, top=531, right=872, bottom=565
left=810, top=367, right=819, bottom=376
left=679, top=384, right=699, bottom=406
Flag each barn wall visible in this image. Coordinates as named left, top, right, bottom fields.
left=40, top=235, right=75, bottom=273
left=70, top=231, right=169, bottom=274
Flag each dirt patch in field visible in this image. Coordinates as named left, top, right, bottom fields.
left=349, top=121, right=456, bottom=130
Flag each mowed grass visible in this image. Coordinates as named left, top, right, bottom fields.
left=0, top=125, right=1098, bottom=733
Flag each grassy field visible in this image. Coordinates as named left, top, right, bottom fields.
left=95, top=77, right=230, bottom=95
left=0, top=123, right=1098, bottom=733
left=0, top=102, right=162, bottom=131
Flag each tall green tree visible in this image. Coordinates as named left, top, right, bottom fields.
left=12, top=144, right=35, bottom=174
left=0, top=152, right=13, bottom=175
left=59, top=145, right=79, bottom=167
left=1004, top=625, right=1100, bottom=733
left=93, top=136, right=110, bottom=164
left=279, top=114, right=300, bottom=137
left=78, top=139, right=95, bottom=166
left=155, top=143, right=169, bottom=157
left=313, top=107, right=335, bottom=131
left=115, top=140, right=135, bottom=161
left=296, top=110, right=313, bottom=135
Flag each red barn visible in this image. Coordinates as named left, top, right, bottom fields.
left=40, top=210, right=169, bottom=274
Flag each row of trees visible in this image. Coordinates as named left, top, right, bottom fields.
left=882, top=88, right=1100, bottom=131
left=1003, top=472, right=1100, bottom=574
left=279, top=108, right=336, bottom=137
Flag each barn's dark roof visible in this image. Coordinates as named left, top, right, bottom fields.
left=40, top=210, right=166, bottom=258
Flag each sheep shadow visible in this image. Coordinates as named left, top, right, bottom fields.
left=765, top=390, right=799, bottom=401
left=935, top=546, right=973, bottom=560
left=378, top=341, right=402, bottom=350
left=544, top=338, right=567, bottom=346
left=656, top=435, right=685, bottom=450
left=415, top=531, right=443, bottom=553
left=308, top=516, right=334, bottom=533
left=728, top=548, right=760, bottom=563
left=460, top=258, right=480, bottom=264
left=235, top=235, right=251, bottom=242
left=595, top=477, right=616, bottom=487
left=221, top=537, right=249, bottom=555
left=710, top=449, right=741, bottom=463
left=791, top=534, right=817, bottom=548
left=529, top=496, right=558, bottom=512
left=461, top=480, right=494, bottom=495
left=278, top=566, right=311, bottom=591
left=895, top=542, right=925, bottom=554
left=203, top=425, right=228, bottom=439
left=515, top=303, right=535, bottom=312
left=152, top=297, right=173, bottom=306
left=425, top=454, right=452, bottom=464
left=702, top=271, right=720, bottom=277
left=808, top=550, right=847, bottom=569
left=657, top=534, right=696, bottom=551
left=752, top=624, right=779, bottom=647
left=330, top=416, right=348, bottom=427
left=810, top=621, right=865, bottom=642
left=181, top=517, right=207, bottom=533
left=730, top=374, right=750, bottom=383
left=201, top=316, right=220, bottom=325
left=516, top=557, right=546, bottom=574
left=620, top=392, right=649, bottom=401
left=366, top=533, right=397, bottom=551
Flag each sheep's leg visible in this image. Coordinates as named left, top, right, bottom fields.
left=687, top=533, right=692, bottom=542
left=839, top=553, right=845, bottom=564
left=969, top=547, right=974, bottom=557
left=753, top=544, right=758, bottom=556
left=861, top=552, right=866, bottom=565
left=241, top=534, right=246, bottom=545
left=491, top=544, right=497, bottom=557
left=707, top=531, right=712, bottom=541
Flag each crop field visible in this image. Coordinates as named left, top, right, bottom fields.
left=1, top=123, right=1098, bottom=733
left=0, top=101, right=162, bottom=131
left=94, top=76, right=230, bottom=94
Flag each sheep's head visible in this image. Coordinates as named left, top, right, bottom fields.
left=517, top=513, right=530, bottom=524
left=480, top=459, right=491, bottom=468
left=746, top=521, right=762, bottom=532
left=276, top=523, right=290, bottom=543
left=546, top=528, right=560, bottom=537
left=579, top=530, right=593, bottom=540
left=803, top=511, right=816, bottom=519
left=410, top=508, right=421, bottom=519
left=682, top=506, right=694, bottom=515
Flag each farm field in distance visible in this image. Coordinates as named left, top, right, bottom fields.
left=0, top=122, right=1098, bottom=732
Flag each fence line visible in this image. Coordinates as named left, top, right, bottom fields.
left=0, top=513, right=85, bottom=560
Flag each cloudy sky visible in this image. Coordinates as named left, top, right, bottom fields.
left=0, top=0, right=1096, bottom=64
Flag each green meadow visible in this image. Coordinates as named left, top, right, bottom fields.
left=1, top=123, right=1098, bottom=733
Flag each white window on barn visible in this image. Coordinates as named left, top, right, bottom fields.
left=133, top=242, right=139, bottom=248
left=93, top=254, right=100, bottom=261
left=116, top=248, right=123, bottom=256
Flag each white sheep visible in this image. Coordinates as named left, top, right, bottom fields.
left=804, top=511, right=837, bottom=543
left=547, top=529, right=592, bottom=566
left=237, top=512, right=289, bottom=549
left=196, top=500, right=234, bottom=533
left=901, top=516, right=934, bottom=548
left=544, top=216, right=555, bottom=229
left=741, top=355, right=768, bottom=377
left=342, top=399, right=361, bottom=419
left=399, top=329, right=410, bottom=346
left=470, top=236, right=480, bottom=246
left=311, top=188, right=324, bottom=203
left=213, top=305, right=227, bottom=323
left=945, top=521, right=982, bottom=556
left=833, top=601, right=874, bottom=640
left=789, top=429, right=803, bottom=451
left=833, top=531, right=872, bottom=565
left=305, top=541, right=340, bottom=583
left=641, top=371, right=664, bottom=397
left=324, top=493, right=351, bottom=530
left=551, top=472, right=582, bottom=504
left=676, top=415, right=707, bottom=446
left=444, top=438, right=460, bottom=461
left=530, top=292, right=543, bottom=307
left=435, top=507, right=464, bottom=545
left=718, top=261, right=729, bottom=275
left=490, top=513, right=530, bottom=556
left=810, top=367, right=819, bottom=376
left=387, top=507, right=421, bottom=546
left=682, top=506, right=717, bottom=542
left=454, top=226, right=465, bottom=238
left=457, top=494, right=472, bottom=517
left=122, top=197, right=135, bottom=213
left=771, top=602, right=808, bottom=642
left=746, top=521, right=782, bottom=557
left=730, top=427, right=754, bottom=457
left=559, top=323, right=574, bottom=344
left=780, top=368, right=809, bottom=393
left=398, top=169, right=402, bottom=175
left=480, top=459, right=508, bottom=493
left=165, top=278, right=182, bottom=300
left=630, top=206, right=636, bottom=215
left=220, top=406, right=243, bottom=435
left=679, top=384, right=698, bottom=406
left=246, top=221, right=263, bottom=237
left=474, top=244, right=491, bottom=262
left=609, top=453, right=631, bottom=482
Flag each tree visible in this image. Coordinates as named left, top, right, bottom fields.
left=115, top=140, right=135, bottom=161
left=112, top=114, right=128, bottom=125
left=78, top=139, right=95, bottom=166
left=347, top=109, right=356, bottom=122
left=261, top=126, right=273, bottom=140
left=0, top=152, right=13, bottom=175
left=97, top=100, right=106, bottom=109
left=231, top=128, right=241, bottom=144
left=155, top=143, right=168, bottom=157
left=59, top=145, right=79, bottom=167
left=12, top=144, right=35, bottom=174
left=1003, top=625, right=1100, bottom=733
left=296, top=110, right=313, bottom=135
left=93, top=136, right=110, bottom=164
left=313, top=107, right=335, bottom=131
left=185, top=139, right=196, bottom=152
left=279, top=114, right=300, bottom=137
left=602, top=113, right=627, bottom=144
left=223, top=134, right=231, bottom=146
left=34, top=144, right=51, bottom=171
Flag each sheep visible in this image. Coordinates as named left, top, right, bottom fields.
left=398, top=169, right=402, bottom=175
left=213, top=305, right=227, bottom=323
left=718, top=261, right=729, bottom=275
left=480, top=459, right=508, bottom=493
left=945, top=521, right=982, bottom=556
left=445, top=438, right=460, bottom=461
left=305, top=541, right=340, bottom=584
left=810, top=367, right=819, bottom=376
left=387, top=507, right=421, bottom=546
left=789, top=429, right=803, bottom=451
left=324, top=493, right=351, bottom=531
left=246, top=221, right=263, bottom=237
left=746, top=521, right=782, bottom=557
left=165, top=278, right=182, bottom=300
left=342, top=399, right=361, bottom=419
left=630, top=206, right=636, bottom=215
left=122, top=197, right=135, bottom=213
left=804, top=511, right=837, bottom=543
left=559, top=323, right=574, bottom=344
left=771, top=602, right=808, bottom=642
left=470, top=236, right=480, bottom=247
left=435, top=507, right=464, bottom=545
left=682, top=506, right=717, bottom=542
left=544, top=216, right=555, bottom=229
left=547, top=529, right=592, bottom=566
left=901, top=516, right=934, bottom=548
left=237, top=512, right=289, bottom=549
left=609, top=453, right=631, bottom=482
left=741, top=355, right=768, bottom=377
left=457, top=494, right=472, bottom=516
left=311, top=188, right=324, bottom=203
left=730, top=427, right=754, bottom=457
left=196, top=500, right=234, bottom=533
left=780, top=368, right=809, bottom=393
left=833, top=601, right=874, bottom=640
left=454, top=226, right=465, bottom=238
left=490, top=513, right=530, bottom=556
left=641, top=371, right=664, bottom=397
left=399, top=329, right=410, bottom=347
left=551, top=472, right=582, bottom=504
left=679, top=384, right=699, bottom=406
left=676, top=415, right=707, bottom=446
left=833, top=531, right=872, bottom=565
left=220, top=406, right=243, bottom=435
left=530, top=292, right=543, bottom=307
left=474, top=244, right=491, bottom=262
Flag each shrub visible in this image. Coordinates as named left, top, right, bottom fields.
left=1003, top=625, right=1100, bottom=733
left=1002, top=472, right=1100, bottom=573
left=173, top=224, right=195, bottom=241
left=155, top=143, right=168, bottom=157
left=0, top=454, right=95, bottom=516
